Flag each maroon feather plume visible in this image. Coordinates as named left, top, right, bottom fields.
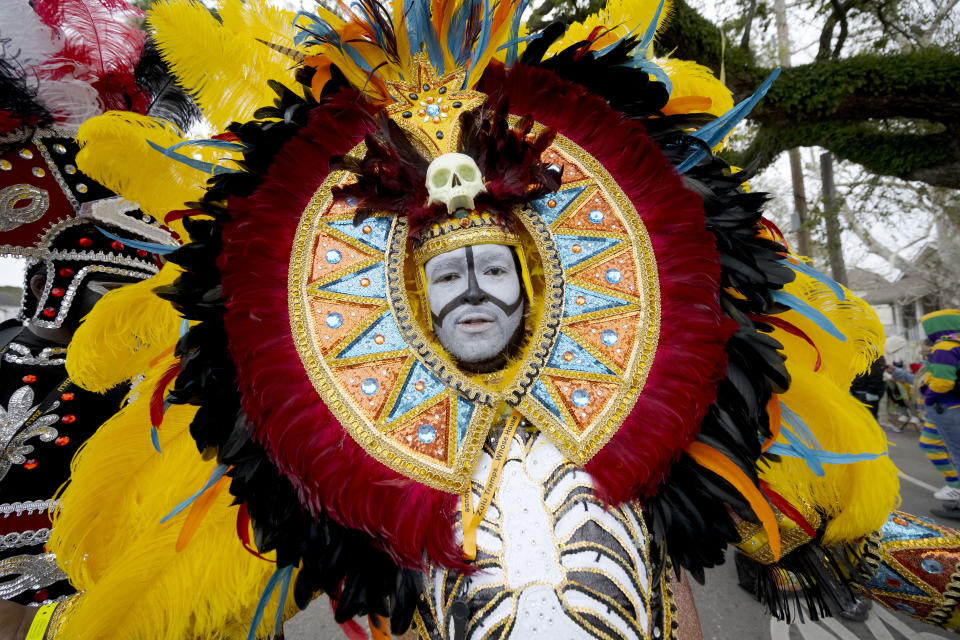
left=33, top=0, right=147, bottom=112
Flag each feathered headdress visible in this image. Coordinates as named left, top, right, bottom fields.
left=48, top=0, right=897, bottom=638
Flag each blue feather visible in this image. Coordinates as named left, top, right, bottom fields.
left=767, top=401, right=884, bottom=476
left=633, top=58, right=672, bottom=93
left=780, top=258, right=846, bottom=301
left=351, top=1, right=387, bottom=49
left=292, top=11, right=341, bottom=47
left=677, top=69, right=780, bottom=174
left=596, top=0, right=665, bottom=58
left=465, top=0, right=492, bottom=86
left=405, top=0, right=444, bottom=72
left=159, top=463, right=229, bottom=524
left=146, top=140, right=241, bottom=176
left=95, top=226, right=177, bottom=255
left=180, top=318, right=189, bottom=338
left=150, top=425, right=162, bottom=453
left=771, top=290, right=846, bottom=341
left=448, top=0, right=477, bottom=66
left=273, top=565, right=294, bottom=635
left=504, top=0, right=529, bottom=66
left=245, top=565, right=294, bottom=640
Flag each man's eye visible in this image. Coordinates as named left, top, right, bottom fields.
left=435, top=273, right=460, bottom=283
left=485, top=267, right=506, bottom=276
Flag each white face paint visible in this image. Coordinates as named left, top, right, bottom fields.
left=424, top=243, right=524, bottom=364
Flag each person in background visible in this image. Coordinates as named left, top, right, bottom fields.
left=851, top=356, right=886, bottom=419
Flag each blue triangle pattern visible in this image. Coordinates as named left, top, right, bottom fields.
left=563, top=284, right=630, bottom=318
left=531, top=378, right=562, bottom=419
left=529, top=186, right=586, bottom=226
left=317, top=262, right=386, bottom=299
left=335, top=312, right=407, bottom=359
left=455, top=396, right=475, bottom=450
left=866, top=562, right=927, bottom=598
left=881, top=514, right=940, bottom=542
left=547, top=332, right=614, bottom=375
left=554, top=234, right=622, bottom=271
left=326, top=216, right=392, bottom=253
left=386, top=359, right=446, bottom=424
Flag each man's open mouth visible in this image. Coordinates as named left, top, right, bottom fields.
left=456, top=313, right=495, bottom=331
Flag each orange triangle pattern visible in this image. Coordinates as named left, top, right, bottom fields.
left=307, top=298, right=384, bottom=355
left=572, top=249, right=640, bottom=299
left=890, top=546, right=960, bottom=594
left=557, top=188, right=626, bottom=234
left=310, top=233, right=374, bottom=281
left=546, top=375, right=619, bottom=433
left=567, top=311, right=641, bottom=372
left=542, top=146, right=589, bottom=184
left=389, top=396, right=451, bottom=464
left=333, top=356, right=409, bottom=423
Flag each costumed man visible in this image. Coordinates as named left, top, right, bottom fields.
left=14, top=0, right=960, bottom=638
left=0, top=0, right=191, bottom=635
left=916, top=310, right=960, bottom=521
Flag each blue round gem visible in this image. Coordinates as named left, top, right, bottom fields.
left=605, top=269, right=622, bottom=284
left=571, top=389, right=590, bottom=408
left=425, top=104, right=441, bottom=117
left=417, top=424, right=437, bottom=443
left=325, top=249, right=342, bottom=264
left=588, top=209, right=604, bottom=224
left=345, top=196, right=358, bottom=206
left=922, top=557, right=943, bottom=574
left=360, top=378, right=379, bottom=395
left=894, top=603, right=916, bottom=614
left=601, top=329, right=619, bottom=346
left=325, top=312, right=343, bottom=328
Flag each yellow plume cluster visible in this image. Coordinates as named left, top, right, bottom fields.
left=66, top=263, right=183, bottom=393
left=547, top=0, right=672, bottom=56
left=657, top=58, right=733, bottom=118
left=149, top=0, right=300, bottom=131
left=50, top=355, right=297, bottom=639
left=75, top=112, right=219, bottom=221
left=761, top=272, right=899, bottom=544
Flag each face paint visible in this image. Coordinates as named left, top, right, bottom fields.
left=424, top=243, right=524, bottom=364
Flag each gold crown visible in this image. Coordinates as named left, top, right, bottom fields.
left=385, top=54, right=486, bottom=160
left=412, top=210, right=521, bottom=266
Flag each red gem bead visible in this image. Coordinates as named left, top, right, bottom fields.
left=24, top=459, right=38, bottom=470
left=885, top=577, right=902, bottom=588
left=50, top=287, right=65, bottom=297
left=33, top=590, right=48, bottom=602
left=42, top=307, right=56, bottom=317
left=137, top=249, right=148, bottom=257
left=60, top=414, right=76, bottom=424
left=55, top=436, right=70, bottom=447
left=78, top=237, right=93, bottom=247
left=110, top=240, right=124, bottom=250
left=21, top=374, right=37, bottom=383
left=59, top=268, right=73, bottom=277
left=60, top=392, right=74, bottom=401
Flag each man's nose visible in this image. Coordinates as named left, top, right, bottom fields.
left=462, top=288, right=488, bottom=305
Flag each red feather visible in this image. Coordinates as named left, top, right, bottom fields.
left=32, top=0, right=147, bottom=112
left=150, top=360, right=181, bottom=429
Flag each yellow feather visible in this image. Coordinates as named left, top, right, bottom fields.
left=66, top=264, right=183, bottom=393
left=149, top=0, right=300, bottom=132
left=75, top=112, right=215, bottom=220
left=657, top=58, right=734, bottom=118
left=50, top=357, right=299, bottom=639
left=760, top=276, right=898, bottom=544
left=547, top=0, right=673, bottom=57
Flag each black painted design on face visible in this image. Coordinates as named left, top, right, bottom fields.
left=424, top=244, right=525, bottom=366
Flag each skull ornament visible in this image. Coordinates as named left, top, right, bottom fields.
left=425, top=153, right=486, bottom=214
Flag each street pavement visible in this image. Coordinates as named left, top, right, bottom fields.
left=285, top=423, right=960, bottom=639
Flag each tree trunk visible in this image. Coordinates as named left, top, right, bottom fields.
left=774, top=0, right=812, bottom=256
left=820, top=152, right=847, bottom=285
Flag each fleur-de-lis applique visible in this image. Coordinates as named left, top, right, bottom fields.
left=0, top=385, right=59, bottom=481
